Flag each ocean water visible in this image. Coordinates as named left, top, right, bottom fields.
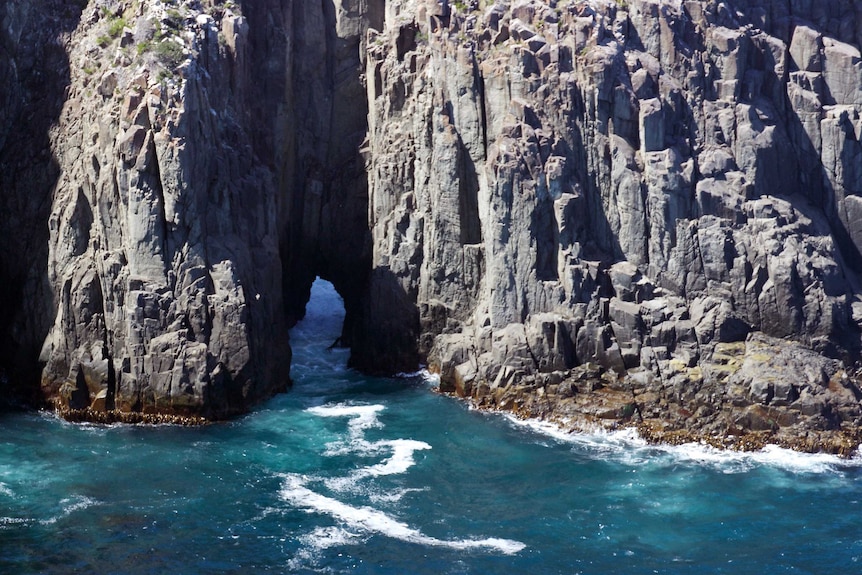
left=3, top=280, right=862, bottom=574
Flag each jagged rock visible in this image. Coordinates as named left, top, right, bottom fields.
left=1, top=0, right=862, bottom=451
left=823, top=37, right=862, bottom=105
left=363, top=0, right=862, bottom=451
left=790, top=24, right=822, bottom=73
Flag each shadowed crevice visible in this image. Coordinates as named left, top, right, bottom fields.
left=0, top=0, right=84, bottom=407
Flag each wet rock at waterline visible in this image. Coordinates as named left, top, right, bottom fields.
left=1, top=0, right=862, bottom=452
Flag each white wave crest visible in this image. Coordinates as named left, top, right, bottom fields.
left=505, top=414, right=862, bottom=474
left=0, top=482, right=14, bottom=498
left=661, top=442, right=862, bottom=475
left=307, top=404, right=384, bottom=436
left=323, top=438, right=432, bottom=493
left=0, top=516, right=32, bottom=529
left=418, top=370, right=441, bottom=387
left=308, top=403, right=432, bottom=491
left=280, top=474, right=525, bottom=555
left=395, top=368, right=431, bottom=379
left=359, top=439, right=432, bottom=477
left=39, top=495, right=100, bottom=525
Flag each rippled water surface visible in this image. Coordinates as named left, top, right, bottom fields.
left=3, top=280, right=862, bottom=574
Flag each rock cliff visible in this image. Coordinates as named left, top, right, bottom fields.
left=2, top=0, right=293, bottom=416
left=1, top=0, right=862, bottom=449
left=0, top=0, right=79, bottom=406
left=364, top=0, right=862, bottom=451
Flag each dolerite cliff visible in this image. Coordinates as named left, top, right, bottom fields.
left=366, top=0, right=862, bottom=452
left=1, top=0, right=294, bottom=418
left=2, top=0, right=862, bottom=450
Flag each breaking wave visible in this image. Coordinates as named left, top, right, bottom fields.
left=504, top=414, right=862, bottom=474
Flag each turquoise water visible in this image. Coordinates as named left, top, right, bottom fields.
left=3, top=280, right=862, bottom=574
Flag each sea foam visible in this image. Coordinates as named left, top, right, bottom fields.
left=0, top=482, right=14, bottom=498
left=39, top=495, right=100, bottom=525
left=503, top=413, right=862, bottom=474
left=306, top=403, right=432, bottom=491
left=307, top=403, right=385, bottom=434
left=358, top=439, right=432, bottom=478
left=0, top=516, right=31, bottom=528
left=280, top=474, right=525, bottom=555
left=297, top=402, right=524, bottom=554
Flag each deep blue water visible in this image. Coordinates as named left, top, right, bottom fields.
left=3, top=279, right=862, bottom=574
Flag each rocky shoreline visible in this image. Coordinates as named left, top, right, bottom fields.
left=442, top=384, right=862, bottom=456
left=435, top=331, right=862, bottom=456
left=39, top=322, right=862, bottom=456
left=4, top=0, right=862, bottom=436
left=56, top=406, right=208, bottom=426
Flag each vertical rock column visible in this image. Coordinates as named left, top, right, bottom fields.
left=38, top=2, right=290, bottom=417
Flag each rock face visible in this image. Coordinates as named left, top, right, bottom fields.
left=0, top=0, right=385, bottom=417
left=363, top=0, right=862, bottom=450
left=33, top=1, right=297, bottom=417
left=0, top=0, right=287, bottom=416
left=1, top=0, right=862, bottom=448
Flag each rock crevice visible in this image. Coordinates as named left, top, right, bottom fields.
left=362, top=0, right=862, bottom=451
left=1, top=0, right=862, bottom=451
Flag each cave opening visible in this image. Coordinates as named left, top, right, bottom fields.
left=290, top=277, right=349, bottom=355
left=278, top=0, right=388, bottom=378
left=287, top=272, right=357, bottom=353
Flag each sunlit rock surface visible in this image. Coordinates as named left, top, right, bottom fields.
left=1, top=0, right=861, bottom=449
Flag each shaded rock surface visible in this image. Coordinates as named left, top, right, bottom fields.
left=0, top=0, right=77, bottom=405
left=1, top=0, right=862, bottom=451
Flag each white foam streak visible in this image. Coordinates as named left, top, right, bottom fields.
left=307, top=403, right=431, bottom=482
left=39, top=495, right=100, bottom=525
left=307, top=404, right=384, bottom=437
left=0, top=516, right=31, bottom=527
left=281, top=474, right=525, bottom=554
left=360, top=439, right=432, bottom=478
left=505, top=414, right=862, bottom=474
left=299, top=401, right=523, bottom=554
left=288, top=525, right=364, bottom=572
left=395, top=368, right=432, bottom=379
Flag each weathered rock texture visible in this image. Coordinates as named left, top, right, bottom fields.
left=36, top=0, right=297, bottom=417
left=1, top=0, right=285, bottom=416
left=0, top=0, right=386, bottom=417
left=364, top=0, right=862, bottom=452
left=2, top=0, right=862, bottom=450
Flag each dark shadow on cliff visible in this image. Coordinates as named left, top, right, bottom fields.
left=0, top=1, right=84, bottom=407
left=283, top=266, right=420, bottom=379
left=230, top=0, right=382, bottom=378
left=264, top=0, right=374, bottom=339
left=556, top=99, right=626, bottom=277
left=750, top=29, right=862, bottom=362
left=346, top=266, right=422, bottom=375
